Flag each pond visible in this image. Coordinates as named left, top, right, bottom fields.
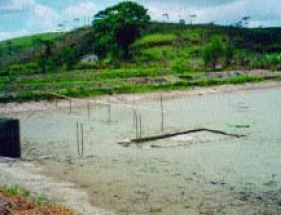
left=4, top=86, right=281, bottom=214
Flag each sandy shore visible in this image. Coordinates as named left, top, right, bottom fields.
left=0, top=80, right=281, bottom=114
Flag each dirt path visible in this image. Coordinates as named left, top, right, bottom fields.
left=0, top=157, right=112, bottom=215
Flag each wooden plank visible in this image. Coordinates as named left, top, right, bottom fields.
left=119, top=128, right=246, bottom=146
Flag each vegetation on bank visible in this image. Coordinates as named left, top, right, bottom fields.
left=0, top=2, right=281, bottom=102
left=0, top=185, right=80, bottom=214
left=0, top=70, right=267, bottom=102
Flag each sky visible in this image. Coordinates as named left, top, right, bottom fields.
left=0, top=0, right=280, bottom=41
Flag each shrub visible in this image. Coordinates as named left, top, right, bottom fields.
left=172, top=58, right=189, bottom=74
left=202, top=36, right=225, bottom=71
left=260, top=53, right=281, bottom=71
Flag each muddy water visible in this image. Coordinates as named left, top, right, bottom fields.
left=3, top=86, right=281, bottom=214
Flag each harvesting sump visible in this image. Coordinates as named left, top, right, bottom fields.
left=118, top=128, right=246, bottom=148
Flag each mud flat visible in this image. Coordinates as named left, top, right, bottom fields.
left=0, top=81, right=281, bottom=214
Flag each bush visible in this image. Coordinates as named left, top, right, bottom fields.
left=202, top=36, right=225, bottom=71
left=172, top=58, right=190, bottom=74
left=234, top=51, right=251, bottom=68
left=260, top=53, right=281, bottom=71
left=3, top=63, right=40, bottom=75
left=249, top=57, right=262, bottom=69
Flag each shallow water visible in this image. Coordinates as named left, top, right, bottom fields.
left=4, top=86, right=281, bottom=214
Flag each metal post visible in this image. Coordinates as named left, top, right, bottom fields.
left=139, top=114, right=142, bottom=138
left=133, top=109, right=136, bottom=127
left=107, top=97, right=111, bottom=122
left=108, top=104, right=111, bottom=122
left=87, top=102, right=90, bottom=120
left=69, top=99, right=72, bottom=114
left=76, top=122, right=80, bottom=156
left=135, top=114, right=139, bottom=138
left=160, top=95, right=164, bottom=132
left=80, top=123, right=84, bottom=157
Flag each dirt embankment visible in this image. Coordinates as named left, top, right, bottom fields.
left=204, top=70, right=281, bottom=80
left=0, top=80, right=281, bottom=115
left=0, top=158, right=112, bottom=215
left=0, top=189, right=80, bottom=215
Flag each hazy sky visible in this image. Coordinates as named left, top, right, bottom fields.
left=0, top=0, right=280, bottom=41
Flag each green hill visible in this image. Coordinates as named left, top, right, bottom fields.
left=0, top=23, right=281, bottom=102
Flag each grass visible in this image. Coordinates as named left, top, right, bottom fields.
left=0, top=185, right=80, bottom=214
left=3, top=185, right=48, bottom=206
left=4, top=185, right=31, bottom=197
left=133, top=33, right=177, bottom=47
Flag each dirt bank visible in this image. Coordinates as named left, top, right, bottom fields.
left=0, top=158, right=112, bottom=215
left=0, top=80, right=281, bottom=115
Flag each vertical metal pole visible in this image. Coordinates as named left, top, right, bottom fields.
left=160, top=95, right=164, bottom=132
left=139, top=114, right=142, bottom=138
left=107, top=97, right=111, bottom=122
left=133, top=109, right=136, bottom=127
left=108, top=104, right=111, bottom=122
left=76, top=122, right=80, bottom=156
left=135, top=114, right=139, bottom=138
left=69, top=99, right=72, bottom=115
left=87, top=102, right=90, bottom=120
left=80, top=123, right=84, bottom=157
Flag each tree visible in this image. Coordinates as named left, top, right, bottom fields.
left=179, top=19, right=186, bottom=25
left=61, top=46, right=77, bottom=69
left=36, top=40, right=55, bottom=72
left=202, top=37, right=225, bottom=71
left=92, top=1, right=150, bottom=59
left=224, top=45, right=234, bottom=67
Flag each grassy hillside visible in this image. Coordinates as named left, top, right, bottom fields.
left=0, top=32, right=63, bottom=66
left=0, top=23, right=281, bottom=102
left=0, top=32, right=63, bottom=47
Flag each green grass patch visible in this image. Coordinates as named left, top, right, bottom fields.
left=0, top=32, right=63, bottom=48
left=4, top=185, right=30, bottom=197
left=2, top=185, right=50, bottom=208
left=134, top=33, right=177, bottom=47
